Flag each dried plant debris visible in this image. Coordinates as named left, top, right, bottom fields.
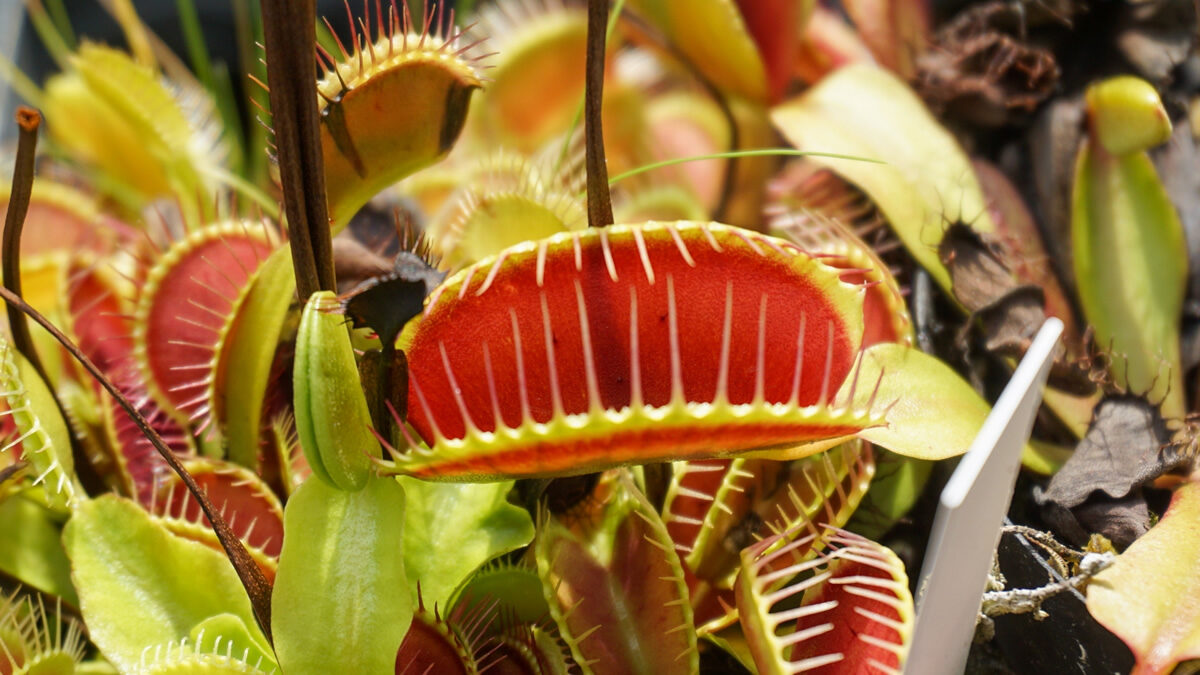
left=1113, top=0, right=1196, bottom=85
left=916, top=2, right=1060, bottom=127
left=939, top=222, right=1021, bottom=311
left=1153, top=121, right=1200, bottom=306
left=1036, top=395, right=1189, bottom=547
left=1029, top=96, right=1086, bottom=298
left=938, top=223, right=1092, bottom=394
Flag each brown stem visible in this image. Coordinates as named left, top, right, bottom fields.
left=261, top=0, right=335, bottom=299
left=0, top=285, right=275, bottom=644
left=2, top=108, right=108, bottom=497
left=3, top=108, right=47, bottom=383
left=585, top=0, right=614, bottom=227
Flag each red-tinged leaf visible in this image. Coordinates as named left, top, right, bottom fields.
left=662, top=458, right=731, bottom=563
left=148, top=456, right=285, bottom=559
left=482, top=624, right=574, bottom=675
left=65, top=259, right=135, bottom=381
left=536, top=472, right=698, bottom=673
left=794, top=8, right=875, bottom=84
left=133, top=221, right=278, bottom=431
left=102, top=377, right=195, bottom=505
left=395, top=602, right=478, bottom=675
left=771, top=210, right=912, bottom=347
left=688, top=443, right=874, bottom=585
left=734, top=0, right=808, bottom=104
left=144, top=455, right=283, bottom=580
left=736, top=526, right=913, bottom=674
left=682, top=563, right=739, bottom=633
left=0, top=181, right=122, bottom=258
left=384, top=222, right=878, bottom=481
left=842, top=0, right=931, bottom=78
left=1087, top=482, right=1200, bottom=675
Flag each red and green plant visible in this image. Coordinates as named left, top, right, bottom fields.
left=0, top=0, right=1197, bottom=673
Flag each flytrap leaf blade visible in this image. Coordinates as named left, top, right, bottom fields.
left=0, top=335, right=77, bottom=510
left=735, top=525, right=914, bottom=675
left=272, top=474, right=411, bottom=675
left=314, top=2, right=484, bottom=229
left=62, top=495, right=267, bottom=674
left=293, top=290, right=379, bottom=491
left=397, top=478, right=535, bottom=609
left=1072, top=95, right=1186, bottom=418
left=771, top=64, right=994, bottom=297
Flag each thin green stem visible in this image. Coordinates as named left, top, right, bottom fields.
left=234, top=0, right=269, bottom=185
left=42, top=0, right=76, bottom=50
left=175, top=0, right=215, bottom=92
left=24, top=0, right=71, bottom=68
left=198, top=165, right=281, bottom=219
left=0, top=53, right=44, bottom=109
left=604, top=149, right=884, bottom=190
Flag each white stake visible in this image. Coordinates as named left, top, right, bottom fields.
left=906, top=318, right=1064, bottom=675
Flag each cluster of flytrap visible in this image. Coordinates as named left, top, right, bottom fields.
left=0, top=0, right=1110, bottom=673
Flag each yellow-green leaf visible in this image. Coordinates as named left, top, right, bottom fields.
left=398, top=478, right=535, bottom=610
left=0, top=493, right=77, bottom=605
left=0, top=337, right=77, bottom=510
left=273, top=474, right=411, bottom=675
left=62, top=495, right=264, bottom=673
left=1088, top=482, right=1200, bottom=675
left=214, top=247, right=296, bottom=467
left=627, top=0, right=768, bottom=103
left=1085, top=76, right=1172, bottom=157
left=771, top=64, right=993, bottom=295
left=840, top=343, right=1003, bottom=460
left=1072, top=140, right=1186, bottom=418
left=293, top=291, right=378, bottom=491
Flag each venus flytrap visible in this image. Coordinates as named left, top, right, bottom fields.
left=0, top=0, right=1094, bottom=672
left=313, top=0, right=486, bottom=230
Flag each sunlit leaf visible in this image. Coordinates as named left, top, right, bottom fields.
left=1087, top=482, right=1200, bottom=675
left=0, top=337, right=77, bottom=510
left=0, top=494, right=77, bottom=605
left=1072, top=138, right=1186, bottom=419
left=839, top=343, right=1001, bottom=461
left=62, top=495, right=265, bottom=673
left=273, top=474, right=411, bottom=674
left=772, top=64, right=994, bottom=296
left=398, top=478, right=535, bottom=609
left=627, top=0, right=768, bottom=103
